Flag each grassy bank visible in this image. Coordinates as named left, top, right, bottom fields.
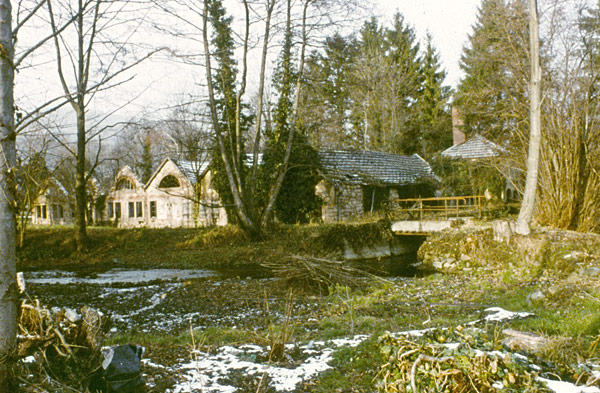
left=17, top=223, right=600, bottom=392
left=17, top=221, right=397, bottom=275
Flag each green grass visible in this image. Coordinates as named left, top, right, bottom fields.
left=303, top=336, right=382, bottom=392
left=17, top=224, right=600, bottom=391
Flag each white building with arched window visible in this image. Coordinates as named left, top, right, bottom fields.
left=105, top=158, right=227, bottom=228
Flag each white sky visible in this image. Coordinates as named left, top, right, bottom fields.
left=375, top=0, right=481, bottom=88
left=131, top=0, right=482, bottom=117
left=16, top=0, right=483, bottom=136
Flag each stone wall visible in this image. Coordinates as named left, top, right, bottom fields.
left=317, top=180, right=364, bottom=222
left=32, top=194, right=74, bottom=226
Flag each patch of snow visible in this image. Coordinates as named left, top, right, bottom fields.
left=330, top=335, right=369, bottom=347
left=444, top=343, right=461, bottom=350
left=514, top=353, right=528, bottom=361
left=467, top=307, right=533, bottom=325
left=167, top=336, right=369, bottom=393
left=539, top=377, right=600, bottom=393
left=483, top=307, right=533, bottom=321
left=393, top=327, right=437, bottom=337
left=142, top=359, right=167, bottom=369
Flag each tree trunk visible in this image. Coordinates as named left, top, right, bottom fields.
left=250, top=0, right=274, bottom=195
left=515, top=0, right=542, bottom=236
left=201, top=0, right=260, bottom=237
left=0, top=0, right=17, bottom=388
left=261, top=0, right=310, bottom=229
left=75, top=106, right=87, bottom=251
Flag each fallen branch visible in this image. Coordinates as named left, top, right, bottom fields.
left=261, top=254, right=391, bottom=288
left=410, top=354, right=454, bottom=393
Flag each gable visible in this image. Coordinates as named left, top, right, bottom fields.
left=145, top=158, right=192, bottom=190
left=440, top=135, right=506, bottom=159
left=113, top=166, right=144, bottom=191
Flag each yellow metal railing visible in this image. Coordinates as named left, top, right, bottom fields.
left=385, top=195, right=486, bottom=221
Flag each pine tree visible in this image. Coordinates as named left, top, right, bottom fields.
left=139, top=133, right=154, bottom=184
left=349, top=14, right=423, bottom=154
left=454, top=0, right=530, bottom=146
left=415, top=34, right=452, bottom=159
left=301, top=33, right=358, bottom=148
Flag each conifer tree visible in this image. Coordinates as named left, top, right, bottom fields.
left=301, top=33, right=358, bottom=148
left=207, top=0, right=248, bottom=224
left=416, top=34, right=452, bottom=159
left=454, top=0, right=530, bottom=146
left=262, top=0, right=320, bottom=223
left=350, top=14, right=423, bottom=154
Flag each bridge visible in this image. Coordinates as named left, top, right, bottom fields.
left=386, top=195, right=487, bottom=235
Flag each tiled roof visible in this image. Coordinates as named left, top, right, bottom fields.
left=319, top=150, right=437, bottom=186
left=440, top=134, right=505, bottom=159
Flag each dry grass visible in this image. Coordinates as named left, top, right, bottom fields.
left=376, top=330, right=552, bottom=393
left=12, top=299, right=107, bottom=392
left=262, top=254, right=390, bottom=289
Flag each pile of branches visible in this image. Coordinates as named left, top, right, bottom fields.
left=261, top=254, right=388, bottom=289
left=376, top=328, right=553, bottom=393
left=12, top=298, right=108, bottom=392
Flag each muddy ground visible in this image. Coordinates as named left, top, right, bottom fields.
left=23, top=270, right=373, bottom=392
left=23, top=268, right=470, bottom=392
left=17, top=226, right=600, bottom=392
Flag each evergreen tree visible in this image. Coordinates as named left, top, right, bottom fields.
left=349, top=14, right=423, bottom=154
left=301, top=33, right=358, bottom=148
left=301, top=18, right=452, bottom=157
left=139, top=133, right=153, bottom=184
left=206, top=0, right=248, bottom=223
left=263, top=0, right=321, bottom=223
left=416, top=34, right=452, bottom=159
left=454, top=0, right=530, bottom=146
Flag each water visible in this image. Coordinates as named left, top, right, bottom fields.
left=25, top=268, right=216, bottom=285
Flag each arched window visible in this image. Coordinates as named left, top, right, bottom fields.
left=159, top=175, right=180, bottom=188
left=116, top=178, right=134, bottom=190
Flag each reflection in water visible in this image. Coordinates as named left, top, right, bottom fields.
left=25, top=269, right=216, bottom=285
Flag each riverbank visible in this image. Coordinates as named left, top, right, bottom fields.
left=15, top=223, right=600, bottom=392
left=17, top=222, right=419, bottom=276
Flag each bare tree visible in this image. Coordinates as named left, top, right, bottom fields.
left=515, top=0, right=541, bottom=235
left=47, top=0, right=159, bottom=250
left=0, top=0, right=16, bottom=388
left=14, top=132, right=54, bottom=247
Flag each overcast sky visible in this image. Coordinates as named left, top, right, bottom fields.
left=376, top=0, right=481, bottom=88
left=16, top=0, right=483, bottom=135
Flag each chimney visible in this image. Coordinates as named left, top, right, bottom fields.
left=452, top=106, right=465, bottom=146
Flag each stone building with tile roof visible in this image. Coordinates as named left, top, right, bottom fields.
left=439, top=134, right=518, bottom=201
left=105, top=157, right=226, bottom=228
left=31, top=178, right=74, bottom=226
left=316, top=150, right=438, bottom=222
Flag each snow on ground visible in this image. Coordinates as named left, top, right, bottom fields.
left=539, top=378, right=600, bottom=393
left=160, top=338, right=366, bottom=393
left=155, top=308, right=597, bottom=393
left=26, top=270, right=597, bottom=393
